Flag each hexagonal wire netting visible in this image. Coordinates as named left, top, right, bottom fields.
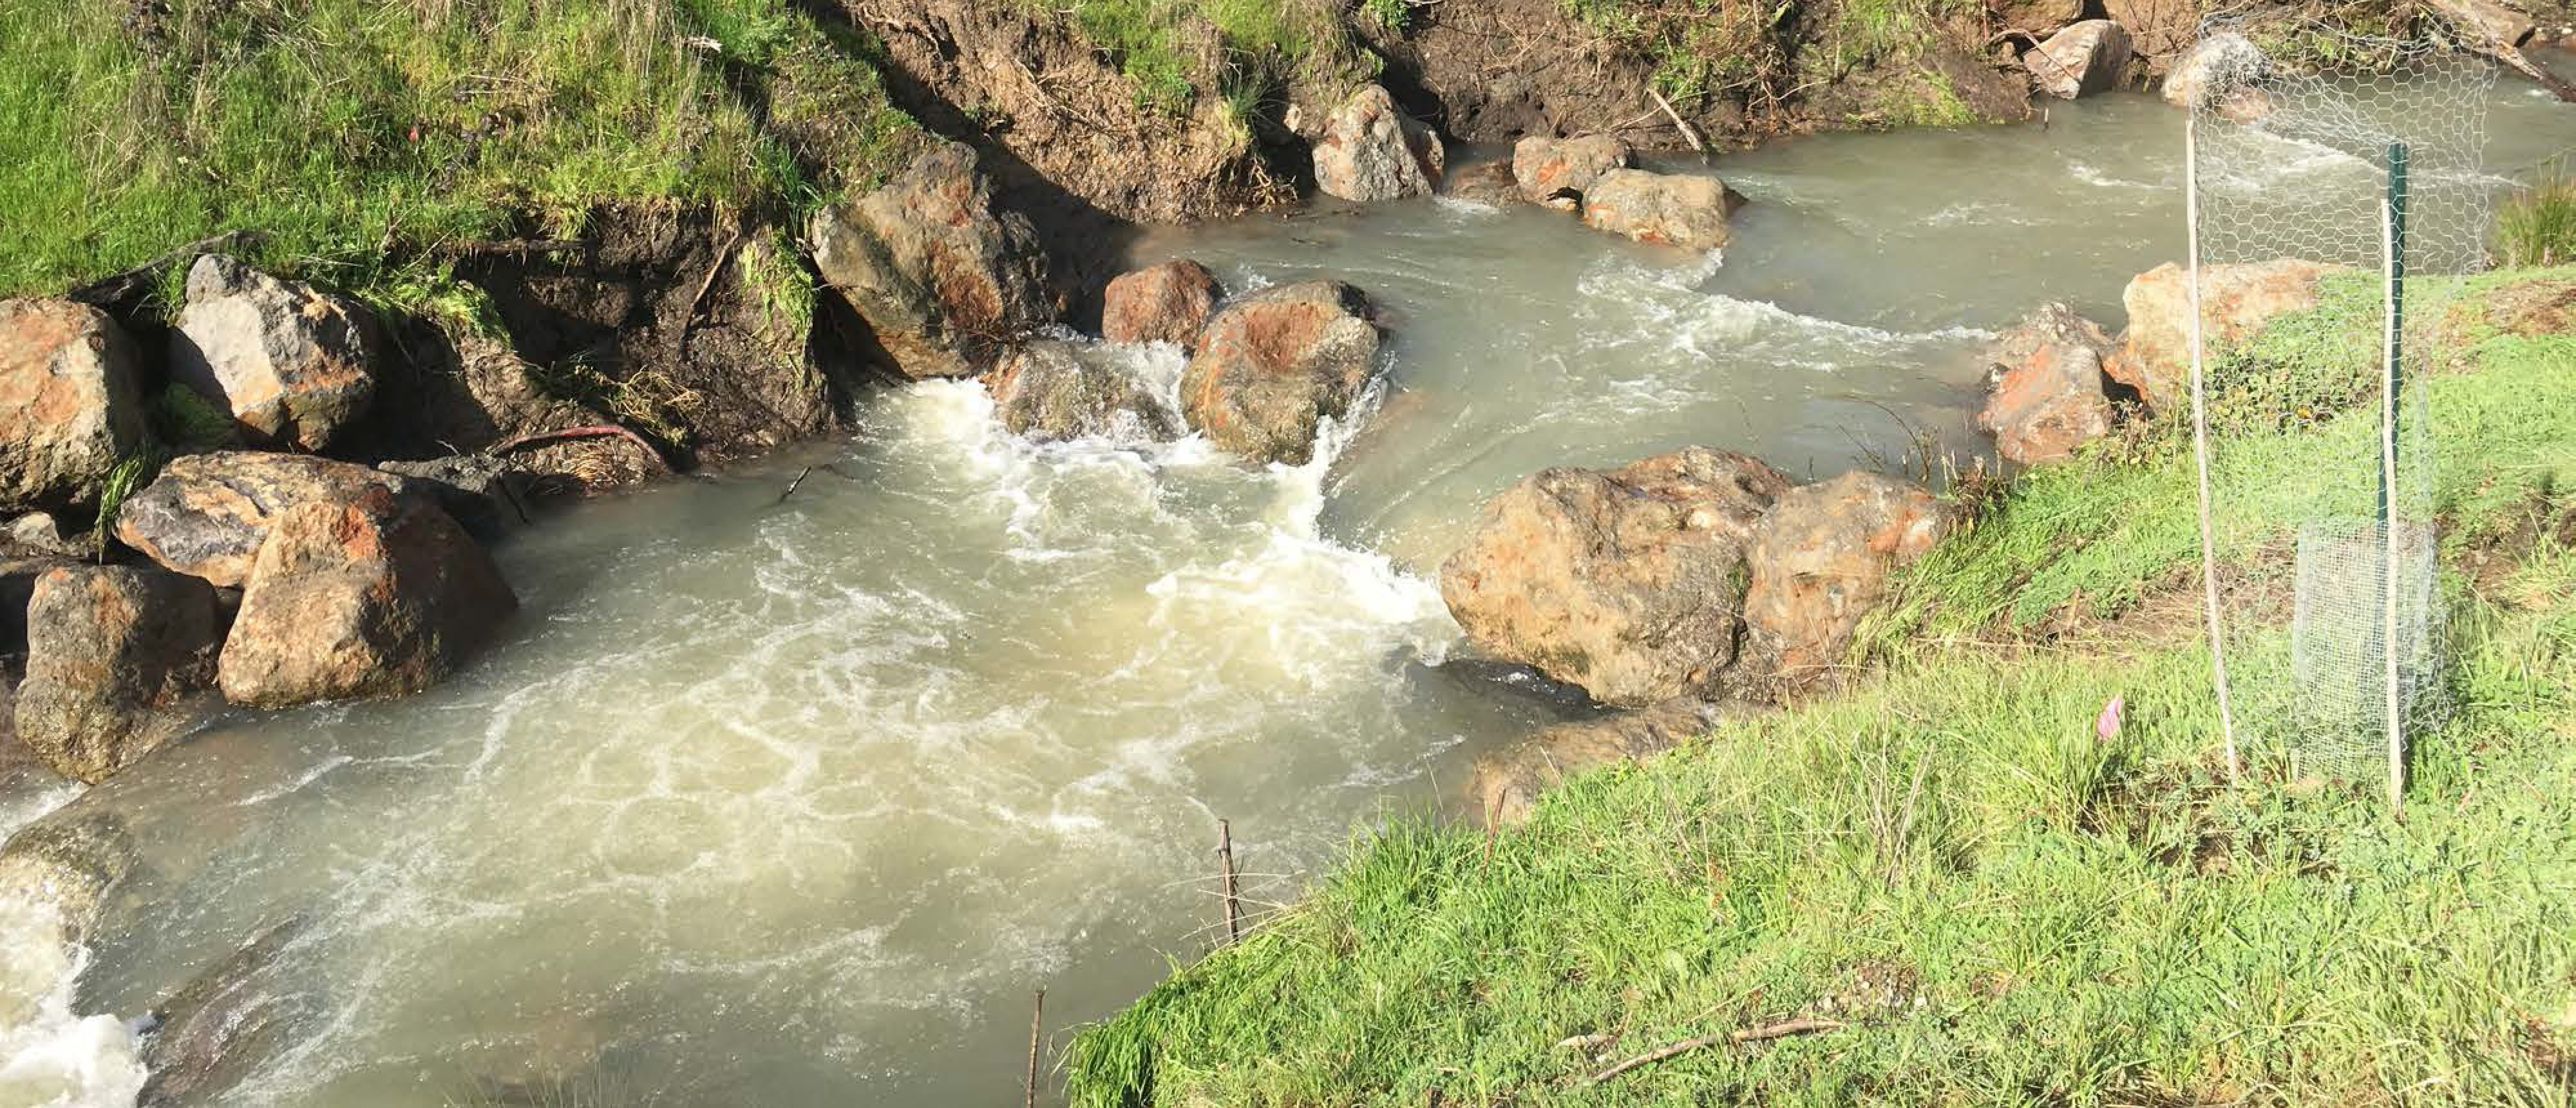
left=2180, top=15, right=2496, bottom=801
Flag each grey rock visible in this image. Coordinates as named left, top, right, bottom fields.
left=169, top=255, right=379, bottom=451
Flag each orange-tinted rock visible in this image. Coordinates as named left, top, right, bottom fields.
left=113, top=452, right=426, bottom=588
left=169, top=255, right=379, bottom=451
left=1101, top=259, right=1222, bottom=349
left=807, top=142, right=1053, bottom=380
left=1581, top=170, right=1743, bottom=250
left=1977, top=304, right=2117, bottom=465
left=1439, top=448, right=1794, bottom=708
left=1742, top=472, right=1951, bottom=687
left=1512, top=134, right=1632, bottom=210
left=217, top=486, right=516, bottom=707
left=15, top=565, right=223, bottom=783
left=0, top=299, right=149, bottom=514
left=2115, top=259, right=2341, bottom=412
left=1179, top=281, right=1383, bottom=465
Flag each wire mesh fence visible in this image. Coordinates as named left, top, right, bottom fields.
left=2184, top=15, right=2497, bottom=798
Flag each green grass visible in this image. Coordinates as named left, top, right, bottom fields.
left=1063, top=274, right=2576, bottom=1106
left=1877, top=268, right=2576, bottom=643
left=1039, top=0, right=1365, bottom=116
left=2497, top=167, right=2576, bottom=271
left=0, top=0, right=918, bottom=304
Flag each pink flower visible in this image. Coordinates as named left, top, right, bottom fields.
left=2096, top=694, right=2125, bottom=742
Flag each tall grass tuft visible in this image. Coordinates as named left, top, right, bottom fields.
left=2495, top=164, right=2576, bottom=269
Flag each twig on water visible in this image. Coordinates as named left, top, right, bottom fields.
left=1217, top=818, right=1242, bottom=945
left=1026, top=988, right=1045, bottom=1108
left=776, top=466, right=814, bottom=505
left=1584, top=1018, right=1843, bottom=1085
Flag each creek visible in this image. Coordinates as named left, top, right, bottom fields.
left=5, top=82, right=2574, bottom=1106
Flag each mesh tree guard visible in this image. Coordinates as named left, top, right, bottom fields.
left=2181, top=17, right=2496, bottom=806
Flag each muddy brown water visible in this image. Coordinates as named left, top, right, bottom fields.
left=4, top=82, right=2573, bottom=1106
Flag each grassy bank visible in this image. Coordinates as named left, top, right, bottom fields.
left=0, top=0, right=919, bottom=304
left=1062, top=281, right=2576, bottom=1105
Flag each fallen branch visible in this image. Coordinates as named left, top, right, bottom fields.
left=1584, top=1018, right=1843, bottom=1085
left=1025, top=988, right=1046, bottom=1108
left=681, top=225, right=744, bottom=343
left=67, top=230, right=260, bottom=307
left=1648, top=87, right=1708, bottom=156
left=437, top=238, right=585, bottom=258
left=491, top=425, right=671, bottom=474
left=775, top=466, right=814, bottom=505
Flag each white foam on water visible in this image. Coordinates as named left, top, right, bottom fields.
left=1433, top=195, right=1505, bottom=219
left=1572, top=250, right=1991, bottom=373
left=0, top=782, right=145, bottom=1108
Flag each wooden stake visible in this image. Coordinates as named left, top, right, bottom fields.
left=1217, top=819, right=1242, bottom=944
left=776, top=466, right=814, bottom=505
left=1026, top=988, right=1045, bottom=1108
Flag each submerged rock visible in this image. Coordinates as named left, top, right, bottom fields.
left=1977, top=304, right=2118, bottom=465
left=1580, top=170, right=1743, bottom=251
left=218, top=485, right=517, bottom=708
left=1742, top=473, right=1951, bottom=688
left=2024, top=19, right=2133, bottom=100
left=0, top=298, right=150, bottom=515
left=16, top=565, right=224, bottom=784
left=2114, top=259, right=2341, bottom=412
left=1101, top=259, right=1223, bottom=350
left=169, top=255, right=380, bottom=452
left=1512, top=134, right=1632, bottom=211
left=1180, top=281, right=1385, bottom=466
left=984, top=339, right=1179, bottom=443
left=1471, top=698, right=1743, bottom=827
left=1313, top=85, right=1445, bottom=203
left=1439, top=448, right=1793, bottom=708
left=1440, top=159, right=1523, bottom=208
left=0, top=811, right=135, bottom=950
left=137, top=916, right=310, bottom=1108
left=808, top=142, right=1053, bottom=380
left=113, top=452, right=430, bottom=588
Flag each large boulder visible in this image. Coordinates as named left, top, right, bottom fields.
left=1512, top=134, right=1633, bottom=210
left=1470, top=698, right=1739, bottom=827
left=112, top=452, right=431, bottom=588
left=1313, top=85, right=1445, bottom=203
left=2431, top=0, right=2537, bottom=48
left=2114, top=259, right=2340, bottom=412
left=1179, top=282, right=1384, bottom=466
left=15, top=566, right=223, bottom=784
left=1101, top=260, right=1223, bottom=350
left=1976, top=305, right=2118, bottom=465
left=983, top=339, right=1179, bottom=443
left=1743, top=473, right=1952, bottom=687
left=807, top=142, right=1053, bottom=380
left=0, top=299, right=149, bottom=515
left=1439, top=448, right=1795, bottom=708
left=2161, top=32, right=2272, bottom=116
left=217, top=485, right=517, bottom=708
left=1580, top=170, right=1743, bottom=251
left=2024, top=20, right=2134, bottom=100
left=169, top=255, right=379, bottom=452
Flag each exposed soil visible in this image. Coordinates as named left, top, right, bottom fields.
left=829, top=0, right=1305, bottom=324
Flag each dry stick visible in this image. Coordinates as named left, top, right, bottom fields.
left=1026, top=988, right=1045, bottom=1108
left=492, top=424, right=671, bottom=474
left=1217, top=819, right=1242, bottom=945
left=67, top=230, right=260, bottom=306
left=1647, top=87, right=1708, bottom=155
left=775, top=466, right=815, bottom=505
left=1584, top=1019, right=1843, bottom=1085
